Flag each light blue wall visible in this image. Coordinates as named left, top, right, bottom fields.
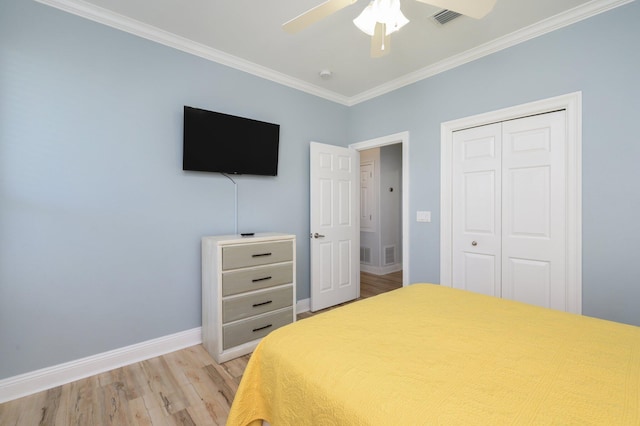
left=0, top=0, right=348, bottom=378
left=348, top=1, right=640, bottom=327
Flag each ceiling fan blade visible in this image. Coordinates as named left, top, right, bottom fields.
left=371, top=22, right=391, bottom=58
left=415, top=0, right=497, bottom=19
left=283, top=0, right=357, bottom=34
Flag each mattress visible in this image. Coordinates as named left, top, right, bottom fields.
left=227, top=284, right=640, bottom=425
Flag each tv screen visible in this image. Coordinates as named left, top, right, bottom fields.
left=183, top=106, right=280, bottom=176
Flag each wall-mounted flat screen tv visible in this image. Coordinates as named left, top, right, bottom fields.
left=183, top=106, right=280, bottom=176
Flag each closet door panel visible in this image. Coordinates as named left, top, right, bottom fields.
left=507, top=258, right=550, bottom=309
left=501, top=111, right=567, bottom=310
left=452, top=123, right=502, bottom=297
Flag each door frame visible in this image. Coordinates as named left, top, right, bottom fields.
left=440, top=92, right=582, bottom=313
left=350, top=131, right=410, bottom=287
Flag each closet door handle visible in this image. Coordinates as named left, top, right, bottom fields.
left=471, top=241, right=478, bottom=246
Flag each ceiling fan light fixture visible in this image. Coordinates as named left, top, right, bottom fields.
left=353, top=3, right=375, bottom=36
left=353, top=0, right=409, bottom=37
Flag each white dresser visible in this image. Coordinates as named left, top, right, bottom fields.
left=202, top=233, right=296, bottom=363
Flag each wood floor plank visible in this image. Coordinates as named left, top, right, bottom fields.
left=139, top=357, right=190, bottom=415
left=100, top=380, right=133, bottom=424
left=128, top=397, right=153, bottom=426
left=39, top=386, right=63, bottom=425
left=182, top=345, right=215, bottom=369
left=53, top=380, right=72, bottom=425
left=141, top=357, right=183, bottom=396
left=184, top=366, right=230, bottom=424
left=146, top=406, right=171, bottom=426
left=0, top=271, right=400, bottom=425
left=63, top=380, right=94, bottom=426
left=186, top=403, right=220, bottom=426
left=0, top=391, right=21, bottom=425
left=178, top=384, right=205, bottom=409
left=170, top=409, right=197, bottom=426
left=121, top=361, right=147, bottom=401
left=219, top=354, right=249, bottom=380
left=202, top=364, right=236, bottom=405
left=207, top=359, right=242, bottom=393
left=159, top=388, right=190, bottom=416
left=161, top=358, right=192, bottom=389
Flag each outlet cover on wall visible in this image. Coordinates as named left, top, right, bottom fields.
left=416, top=211, right=431, bottom=222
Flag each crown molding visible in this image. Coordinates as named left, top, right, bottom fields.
left=33, top=0, right=351, bottom=105
left=35, top=0, right=632, bottom=107
left=347, top=0, right=634, bottom=105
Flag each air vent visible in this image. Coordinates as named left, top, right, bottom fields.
left=383, top=245, right=396, bottom=266
left=361, top=247, right=371, bottom=264
left=432, top=9, right=462, bottom=25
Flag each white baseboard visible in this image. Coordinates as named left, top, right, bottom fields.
left=0, top=327, right=202, bottom=404
left=296, top=298, right=310, bottom=314
left=360, top=263, right=402, bottom=276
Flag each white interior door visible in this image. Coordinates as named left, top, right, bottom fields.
left=452, top=123, right=502, bottom=297
left=310, top=142, right=359, bottom=312
left=451, top=110, right=567, bottom=310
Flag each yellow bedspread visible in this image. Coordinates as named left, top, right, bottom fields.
left=227, top=284, right=640, bottom=425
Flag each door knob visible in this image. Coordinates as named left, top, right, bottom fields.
left=314, top=233, right=325, bottom=239
left=471, top=241, right=478, bottom=246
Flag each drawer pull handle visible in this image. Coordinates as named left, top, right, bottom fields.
left=252, top=276, right=272, bottom=283
left=252, top=300, right=273, bottom=308
left=252, top=252, right=272, bottom=258
left=252, top=324, right=272, bottom=333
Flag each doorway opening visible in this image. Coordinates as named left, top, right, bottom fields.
left=350, top=131, right=410, bottom=299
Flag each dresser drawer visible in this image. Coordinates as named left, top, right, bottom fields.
left=222, top=263, right=293, bottom=296
left=222, top=240, right=293, bottom=270
left=222, top=308, right=293, bottom=350
left=223, top=286, right=293, bottom=323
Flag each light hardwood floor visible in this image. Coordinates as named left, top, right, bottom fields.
left=0, top=271, right=402, bottom=425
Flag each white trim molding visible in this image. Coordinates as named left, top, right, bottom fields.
left=296, top=298, right=311, bottom=314
left=0, top=327, right=202, bottom=404
left=440, top=92, right=582, bottom=314
left=34, top=0, right=631, bottom=106
left=361, top=263, right=403, bottom=276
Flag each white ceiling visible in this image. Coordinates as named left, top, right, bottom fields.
left=37, top=0, right=630, bottom=105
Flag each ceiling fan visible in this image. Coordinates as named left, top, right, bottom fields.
left=283, top=0, right=497, bottom=57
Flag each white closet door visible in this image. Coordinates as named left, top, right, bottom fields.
left=451, top=110, right=567, bottom=310
left=501, top=111, right=566, bottom=309
left=452, top=123, right=502, bottom=297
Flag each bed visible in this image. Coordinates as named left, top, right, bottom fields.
left=227, top=284, right=640, bottom=425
